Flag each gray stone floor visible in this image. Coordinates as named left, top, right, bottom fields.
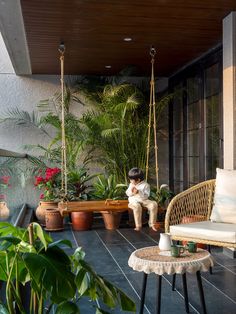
left=50, top=223, right=236, bottom=314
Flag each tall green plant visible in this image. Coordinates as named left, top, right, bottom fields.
left=0, top=222, right=135, bottom=313
left=80, top=82, right=172, bottom=183
left=80, top=83, right=148, bottom=182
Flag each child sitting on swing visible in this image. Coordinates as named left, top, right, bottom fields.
left=126, top=167, right=158, bottom=231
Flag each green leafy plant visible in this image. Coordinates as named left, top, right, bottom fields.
left=66, top=167, right=98, bottom=201
left=150, top=184, right=175, bottom=222
left=91, top=174, right=127, bottom=200
left=80, top=83, right=148, bottom=183
left=150, top=184, right=175, bottom=208
left=0, top=222, right=136, bottom=313
left=79, top=82, right=173, bottom=183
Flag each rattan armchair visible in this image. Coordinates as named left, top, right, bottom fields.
left=165, top=179, right=236, bottom=248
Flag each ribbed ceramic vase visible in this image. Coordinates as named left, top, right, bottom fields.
left=35, top=201, right=58, bottom=226
left=45, top=209, right=64, bottom=231
left=0, top=201, right=10, bottom=220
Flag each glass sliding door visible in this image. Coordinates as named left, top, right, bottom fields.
left=187, top=76, right=201, bottom=186
left=204, top=63, right=222, bottom=179
left=172, top=83, right=184, bottom=193
left=169, top=49, right=222, bottom=193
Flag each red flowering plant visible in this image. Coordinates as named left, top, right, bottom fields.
left=34, top=167, right=61, bottom=201
left=0, top=176, right=11, bottom=201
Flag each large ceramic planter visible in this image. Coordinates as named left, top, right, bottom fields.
left=0, top=201, right=10, bottom=220
left=71, top=211, right=93, bottom=231
left=35, top=201, right=58, bottom=226
left=102, top=211, right=122, bottom=230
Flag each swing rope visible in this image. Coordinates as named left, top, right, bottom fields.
left=58, top=43, right=68, bottom=199
left=145, top=47, right=159, bottom=190
left=58, top=43, right=159, bottom=201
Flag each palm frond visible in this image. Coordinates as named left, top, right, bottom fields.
left=0, top=108, right=49, bottom=136
left=101, top=128, right=120, bottom=138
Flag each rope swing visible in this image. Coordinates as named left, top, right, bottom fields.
left=145, top=46, right=159, bottom=191
left=58, top=43, right=68, bottom=199
left=58, top=43, right=159, bottom=204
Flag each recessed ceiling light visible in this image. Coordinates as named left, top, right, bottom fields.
left=123, top=37, right=132, bottom=42
left=105, top=65, right=112, bottom=69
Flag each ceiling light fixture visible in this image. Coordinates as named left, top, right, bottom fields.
left=123, top=37, right=132, bottom=42
left=105, top=65, right=112, bottom=69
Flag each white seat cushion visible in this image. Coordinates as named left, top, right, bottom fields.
left=170, top=221, right=236, bottom=243
left=210, top=168, right=236, bottom=224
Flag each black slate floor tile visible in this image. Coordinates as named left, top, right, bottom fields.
left=47, top=226, right=236, bottom=314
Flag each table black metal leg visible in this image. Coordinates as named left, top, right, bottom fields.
left=182, top=273, right=189, bottom=313
left=172, top=274, right=176, bottom=291
left=157, top=275, right=162, bottom=314
left=139, top=273, right=148, bottom=314
left=196, top=271, right=207, bottom=314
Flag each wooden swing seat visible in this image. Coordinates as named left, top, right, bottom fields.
left=58, top=199, right=129, bottom=216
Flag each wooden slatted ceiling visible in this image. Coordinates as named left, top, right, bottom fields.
left=20, top=0, right=236, bottom=76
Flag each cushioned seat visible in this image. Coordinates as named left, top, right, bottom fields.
left=170, top=221, right=236, bottom=244
left=165, top=178, right=236, bottom=248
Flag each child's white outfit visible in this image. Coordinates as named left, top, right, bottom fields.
left=126, top=181, right=157, bottom=228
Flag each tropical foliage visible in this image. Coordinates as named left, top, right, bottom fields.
left=0, top=222, right=136, bottom=314
left=0, top=76, right=172, bottom=199
left=91, top=174, right=127, bottom=200
left=80, top=83, right=148, bottom=182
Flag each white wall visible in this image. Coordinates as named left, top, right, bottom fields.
left=0, top=32, right=14, bottom=74
left=0, top=74, right=63, bottom=208
left=0, top=74, right=61, bottom=153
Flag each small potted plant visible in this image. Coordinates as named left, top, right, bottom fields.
left=34, top=167, right=61, bottom=226
left=150, top=184, right=175, bottom=229
left=66, top=167, right=97, bottom=231
left=91, top=174, right=127, bottom=230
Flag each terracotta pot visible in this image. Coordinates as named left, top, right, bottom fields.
left=154, top=221, right=165, bottom=230
left=45, top=209, right=64, bottom=231
left=71, top=212, right=93, bottom=231
left=35, top=201, right=58, bottom=226
left=0, top=201, right=10, bottom=220
left=181, top=215, right=207, bottom=249
left=102, top=211, right=122, bottom=230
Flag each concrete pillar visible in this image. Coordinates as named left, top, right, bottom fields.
left=223, top=12, right=236, bottom=169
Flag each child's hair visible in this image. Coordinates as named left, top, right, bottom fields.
left=128, top=168, right=144, bottom=181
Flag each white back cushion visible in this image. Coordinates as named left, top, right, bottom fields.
left=210, top=168, right=236, bottom=224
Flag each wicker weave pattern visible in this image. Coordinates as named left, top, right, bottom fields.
left=164, top=179, right=236, bottom=248
left=165, top=180, right=215, bottom=231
